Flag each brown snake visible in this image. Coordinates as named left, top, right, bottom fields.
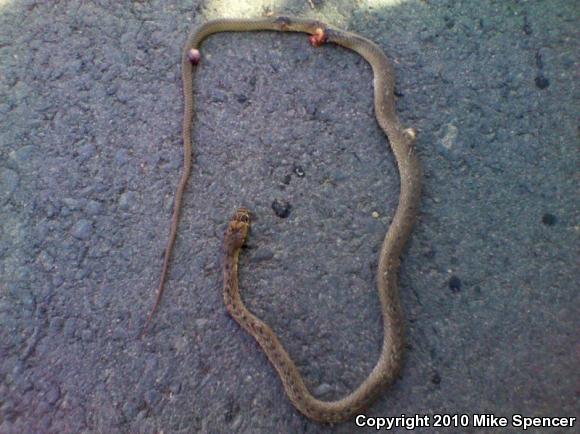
left=143, top=17, right=421, bottom=423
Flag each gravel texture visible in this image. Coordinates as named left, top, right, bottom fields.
left=0, top=0, right=577, bottom=433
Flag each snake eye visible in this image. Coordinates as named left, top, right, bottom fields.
left=235, top=208, right=251, bottom=224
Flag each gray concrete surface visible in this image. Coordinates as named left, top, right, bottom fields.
left=0, top=0, right=578, bottom=433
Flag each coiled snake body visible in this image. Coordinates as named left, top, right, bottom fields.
left=145, top=16, right=421, bottom=423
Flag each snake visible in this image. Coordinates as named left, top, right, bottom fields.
left=143, top=16, right=421, bottom=423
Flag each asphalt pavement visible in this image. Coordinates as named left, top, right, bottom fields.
left=0, top=0, right=577, bottom=433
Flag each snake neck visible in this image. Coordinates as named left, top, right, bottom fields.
left=223, top=244, right=240, bottom=305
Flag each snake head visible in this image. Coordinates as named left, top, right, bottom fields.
left=225, top=208, right=251, bottom=250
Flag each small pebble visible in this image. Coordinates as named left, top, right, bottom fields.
left=62, top=198, right=82, bottom=211
left=70, top=219, right=93, bottom=240
left=63, top=319, right=76, bottom=339
left=195, top=318, right=209, bottom=328
left=38, top=251, right=55, bottom=270
left=371, top=211, right=380, bottom=219
left=78, top=143, right=96, bottom=161
left=449, top=275, right=462, bottom=293
left=49, top=317, right=64, bottom=334
left=85, top=200, right=103, bottom=215
left=332, top=170, right=348, bottom=183
left=231, top=414, right=243, bottom=430
left=293, top=164, right=305, bottom=177
left=168, top=382, right=181, bottom=394
left=46, top=386, right=61, bottom=404
left=12, top=361, right=24, bottom=375
left=9, top=145, right=36, bottom=168
left=81, top=329, right=93, bottom=341
left=211, top=89, right=227, bottom=103
left=112, top=326, right=129, bottom=340
left=272, top=199, right=292, bottom=218
left=541, top=213, right=556, bottom=226
left=523, top=17, right=532, bottom=35
left=144, top=389, right=161, bottom=407
left=35, top=221, right=50, bottom=240
left=114, top=149, right=130, bottom=166
left=52, top=275, right=64, bottom=287
left=253, top=248, right=274, bottom=262
left=314, top=383, right=333, bottom=396
left=119, top=191, right=137, bottom=211
left=122, top=400, right=141, bottom=419
left=0, top=168, right=19, bottom=205
left=45, top=202, right=59, bottom=218
left=534, top=75, right=549, bottom=89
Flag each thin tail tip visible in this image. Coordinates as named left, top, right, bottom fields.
left=139, top=316, right=152, bottom=339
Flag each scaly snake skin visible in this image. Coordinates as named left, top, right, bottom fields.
left=144, top=16, right=421, bottom=423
